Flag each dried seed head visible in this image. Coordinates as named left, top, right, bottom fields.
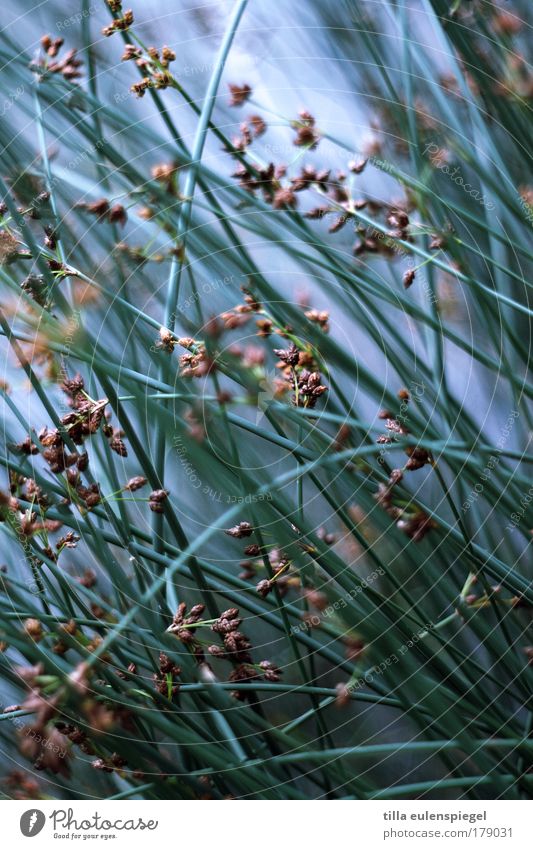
left=259, top=660, right=282, bottom=681
left=161, top=46, right=176, bottom=65
left=348, top=158, right=368, bottom=174
left=228, top=83, right=252, bottom=107
left=207, top=644, right=226, bottom=657
left=109, top=435, right=127, bottom=456
left=272, top=187, right=297, bottom=209
left=149, top=488, right=169, bottom=502
left=224, top=521, right=253, bottom=538
left=157, top=326, right=176, bottom=352
left=335, top=683, right=351, bottom=708
left=108, top=204, right=127, bottom=226
left=0, top=230, right=21, bottom=265
left=249, top=114, right=267, bottom=137
left=403, top=268, right=416, bottom=288
left=124, top=475, right=147, bottom=491
left=24, top=619, right=43, bottom=641
left=274, top=343, right=300, bottom=366
left=256, top=579, right=272, bottom=598
left=121, top=44, right=141, bottom=61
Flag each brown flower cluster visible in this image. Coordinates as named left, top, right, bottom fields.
left=148, top=488, right=168, bottom=513
left=77, top=198, right=128, bottom=227
left=12, top=666, right=72, bottom=776
left=154, top=652, right=181, bottom=698
left=231, top=114, right=268, bottom=151
left=121, top=39, right=177, bottom=97
left=376, top=390, right=432, bottom=471
left=102, top=9, right=134, bottom=37
left=375, top=470, right=436, bottom=542
left=167, top=602, right=282, bottom=700
left=167, top=602, right=206, bottom=648
left=292, top=110, right=320, bottom=149
left=232, top=158, right=340, bottom=212
left=273, top=342, right=327, bottom=409
left=36, top=36, right=83, bottom=82
left=227, top=526, right=298, bottom=599
left=228, top=83, right=252, bottom=107
left=374, top=389, right=436, bottom=541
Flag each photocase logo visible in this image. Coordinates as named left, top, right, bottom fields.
left=20, top=810, right=46, bottom=837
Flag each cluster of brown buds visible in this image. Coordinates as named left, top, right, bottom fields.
left=302, top=170, right=352, bottom=224
left=351, top=199, right=414, bottom=258
left=36, top=36, right=83, bottom=82
left=91, top=753, right=128, bottom=774
left=11, top=666, right=72, bottom=776
left=37, top=427, right=83, bottom=476
left=231, top=161, right=295, bottom=208
left=121, top=40, right=177, bottom=96
left=291, top=165, right=331, bottom=193
left=4, top=769, right=43, bottom=800
left=20, top=723, right=71, bottom=776
left=231, top=528, right=296, bottom=598
left=167, top=602, right=206, bottom=645
left=11, top=476, right=48, bottom=515
left=0, top=229, right=24, bottom=265
left=60, top=396, right=107, bottom=444
left=273, top=342, right=327, bottom=409
left=179, top=343, right=211, bottom=378
left=296, top=369, right=328, bottom=408
left=102, top=8, right=134, bottom=37
left=209, top=608, right=252, bottom=665
left=292, top=110, right=320, bottom=149
left=55, top=721, right=95, bottom=756
left=386, top=207, right=410, bottom=240
left=74, top=482, right=101, bottom=510
left=49, top=619, right=79, bottom=656
left=143, top=45, right=176, bottom=69
left=148, top=488, right=168, bottom=513
left=150, top=162, right=180, bottom=194
left=123, top=475, right=147, bottom=492
left=18, top=508, right=62, bottom=539
left=353, top=225, right=396, bottom=258
left=376, top=390, right=432, bottom=471
left=107, top=427, right=128, bottom=457
left=7, top=521, right=76, bottom=566
left=225, top=520, right=253, bottom=538
left=62, top=374, right=127, bottom=459
left=210, top=608, right=281, bottom=699
left=227, top=657, right=282, bottom=700
left=154, top=326, right=214, bottom=379
left=76, top=198, right=128, bottom=227
left=375, top=468, right=436, bottom=542
left=231, top=115, right=268, bottom=150
left=228, top=83, right=252, bottom=107
left=233, top=162, right=342, bottom=212
left=217, top=287, right=262, bottom=332
left=374, top=389, right=436, bottom=540
left=167, top=602, right=282, bottom=699
left=155, top=328, right=196, bottom=354
left=153, top=652, right=181, bottom=698
left=256, top=557, right=291, bottom=598
left=58, top=531, right=80, bottom=551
